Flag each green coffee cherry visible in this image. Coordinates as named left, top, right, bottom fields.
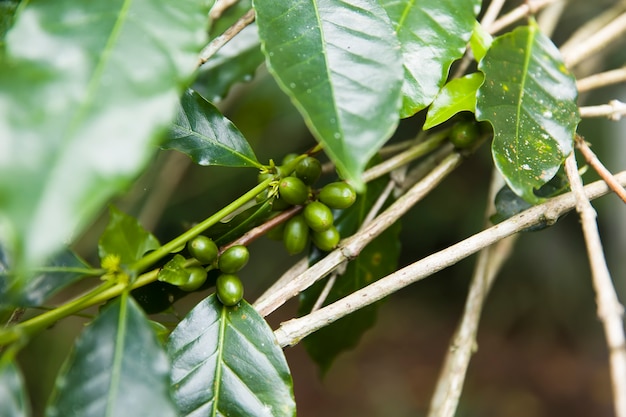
left=303, top=201, right=334, bottom=232
left=282, top=153, right=299, bottom=165
left=218, top=245, right=249, bottom=274
left=179, top=267, right=208, bottom=292
left=449, top=120, right=480, bottom=149
left=295, top=156, right=322, bottom=185
left=319, top=182, right=356, bottom=209
left=187, top=235, right=218, bottom=265
left=257, top=172, right=273, bottom=184
left=283, top=214, right=309, bottom=255
left=312, top=225, right=340, bottom=252
left=216, top=273, right=244, bottom=306
left=278, top=176, right=309, bottom=205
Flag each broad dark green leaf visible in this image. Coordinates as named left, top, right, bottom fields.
left=300, top=173, right=400, bottom=373
left=424, top=73, right=484, bottom=129
left=0, top=359, right=30, bottom=417
left=163, top=89, right=261, bottom=168
left=98, top=206, right=160, bottom=266
left=476, top=23, right=580, bottom=203
left=380, top=0, right=481, bottom=118
left=46, top=294, right=177, bottom=417
left=254, top=0, right=403, bottom=190
left=196, top=24, right=264, bottom=102
left=0, top=0, right=208, bottom=274
left=0, top=250, right=92, bottom=310
left=167, top=295, right=296, bottom=417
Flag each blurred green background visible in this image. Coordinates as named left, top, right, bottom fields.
left=16, top=0, right=626, bottom=415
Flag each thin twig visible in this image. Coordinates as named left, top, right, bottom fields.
left=575, top=136, right=626, bottom=203
left=198, top=9, right=256, bottom=67
left=577, top=67, right=626, bottom=93
left=562, top=11, right=626, bottom=68
left=480, top=0, right=507, bottom=30
left=311, top=274, right=337, bottom=312
left=487, top=0, right=558, bottom=34
left=428, top=170, right=514, bottom=417
left=564, top=155, right=626, bottom=417
left=274, top=171, right=626, bottom=347
left=209, top=0, right=240, bottom=21
left=560, top=2, right=626, bottom=63
left=361, top=131, right=448, bottom=183
left=253, top=152, right=464, bottom=316
left=579, top=100, right=626, bottom=121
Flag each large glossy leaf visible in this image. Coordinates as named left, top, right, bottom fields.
left=98, top=206, right=160, bottom=266
left=167, top=294, right=296, bottom=417
left=254, top=0, right=403, bottom=190
left=0, top=359, right=29, bottom=417
left=0, top=0, right=208, bottom=274
left=196, top=24, right=264, bottom=102
left=424, top=73, right=484, bottom=129
left=476, top=23, right=580, bottom=203
left=162, top=89, right=261, bottom=168
left=300, top=174, right=400, bottom=373
left=380, top=0, right=481, bottom=118
left=0, top=250, right=92, bottom=310
left=46, top=294, right=177, bottom=417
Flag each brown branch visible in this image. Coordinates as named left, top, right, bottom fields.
left=564, top=154, right=626, bottom=417
left=577, top=67, right=626, bottom=93
left=575, top=135, right=626, bottom=203
left=198, top=9, right=256, bottom=67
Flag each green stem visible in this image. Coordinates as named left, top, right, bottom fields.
left=0, top=270, right=159, bottom=346
left=0, top=178, right=273, bottom=347
left=130, top=177, right=273, bottom=273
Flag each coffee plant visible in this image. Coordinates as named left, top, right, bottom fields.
left=1, top=0, right=625, bottom=416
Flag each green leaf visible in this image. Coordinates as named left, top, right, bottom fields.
left=380, top=0, right=481, bottom=118
left=470, top=21, right=493, bottom=63
left=98, top=207, right=160, bottom=266
left=0, top=250, right=92, bottom=311
left=167, top=294, right=296, bottom=417
left=424, top=73, right=484, bottom=129
left=300, top=174, right=400, bottom=373
left=46, top=294, right=177, bottom=417
left=0, top=0, right=19, bottom=49
left=196, top=24, right=264, bottom=102
left=254, top=0, right=403, bottom=190
left=476, top=23, right=580, bottom=203
left=157, top=254, right=190, bottom=286
left=162, top=89, right=261, bottom=168
left=0, top=0, right=208, bottom=273
left=0, top=359, right=30, bottom=417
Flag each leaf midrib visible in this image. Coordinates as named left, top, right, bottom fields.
left=105, top=293, right=129, bottom=417
left=514, top=25, right=537, bottom=185
left=211, top=304, right=228, bottom=417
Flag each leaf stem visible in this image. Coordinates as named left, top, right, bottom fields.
left=130, top=177, right=273, bottom=273
left=0, top=179, right=273, bottom=346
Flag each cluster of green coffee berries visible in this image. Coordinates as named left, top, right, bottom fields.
left=183, top=235, right=249, bottom=306
left=262, top=154, right=357, bottom=255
